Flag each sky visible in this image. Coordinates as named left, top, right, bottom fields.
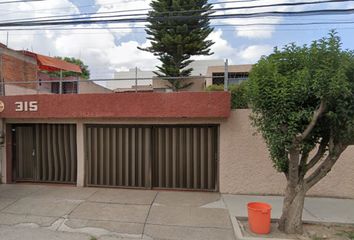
left=0, top=0, right=353, bottom=86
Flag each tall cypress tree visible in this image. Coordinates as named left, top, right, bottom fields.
left=140, top=0, right=214, bottom=91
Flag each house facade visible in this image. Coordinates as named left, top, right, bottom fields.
left=0, top=44, right=111, bottom=95
left=0, top=92, right=353, bottom=198
left=0, top=92, right=230, bottom=191
left=111, top=60, right=225, bottom=92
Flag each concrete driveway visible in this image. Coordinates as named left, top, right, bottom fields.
left=0, top=184, right=235, bottom=240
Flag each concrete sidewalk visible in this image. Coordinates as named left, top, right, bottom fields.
left=0, top=184, right=235, bottom=240
left=0, top=184, right=353, bottom=240
left=222, top=194, right=354, bottom=224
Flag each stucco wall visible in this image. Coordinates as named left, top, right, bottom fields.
left=78, top=81, right=112, bottom=94
left=4, top=84, right=52, bottom=96
left=152, top=77, right=205, bottom=92
left=220, top=109, right=354, bottom=198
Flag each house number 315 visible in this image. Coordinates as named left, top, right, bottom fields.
left=15, top=101, right=38, bottom=112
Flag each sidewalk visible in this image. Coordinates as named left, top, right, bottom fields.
left=222, top=194, right=354, bottom=224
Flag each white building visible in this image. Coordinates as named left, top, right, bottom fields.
left=107, top=59, right=225, bottom=90
left=107, top=68, right=155, bottom=90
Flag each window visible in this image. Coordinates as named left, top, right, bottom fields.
left=212, top=73, right=224, bottom=85
left=212, top=72, right=249, bottom=85
left=51, top=81, right=78, bottom=94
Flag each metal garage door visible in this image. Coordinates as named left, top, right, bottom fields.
left=86, top=126, right=152, bottom=188
left=85, top=125, right=218, bottom=191
left=14, top=124, right=77, bottom=183
left=153, top=126, right=217, bottom=190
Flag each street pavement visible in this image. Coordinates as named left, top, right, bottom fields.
left=0, top=184, right=235, bottom=240
left=0, top=184, right=354, bottom=240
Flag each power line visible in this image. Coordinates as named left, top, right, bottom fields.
left=0, top=0, right=43, bottom=4
left=1, top=0, right=352, bottom=25
left=2, top=20, right=354, bottom=32
left=2, top=26, right=354, bottom=36
left=1, top=8, right=354, bottom=28
left=0, top=0, right=260, bottom=15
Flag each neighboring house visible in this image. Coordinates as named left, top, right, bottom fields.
left=38, top=72, right=112, bottom=94
left=153, top=60, right=225, bottom=92
left=109, top=68, right=155, bottom=90
left=110, top=60, right=224, bottom=91
left=206, top=64, right=253, bottom=87
left=0, top=43, right=111, bottom=95
left=152, top=64, right=253, bottom=92
left=0, top=43, right=38, bottom=94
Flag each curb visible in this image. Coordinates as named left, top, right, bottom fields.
left=231, top=216, right=354, bottom=240
left=230, top=216, right=293, bottom=240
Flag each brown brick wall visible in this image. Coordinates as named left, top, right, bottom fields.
left=0, top=48, right=38, bottom=90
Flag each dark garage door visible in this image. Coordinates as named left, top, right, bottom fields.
left=13, top=124, right=77, bottom=183
left=85, top=125, right=218, bottom=191
left=86, top=126, right=152, bottom=188
left=153, top=126, right=217, bottom=190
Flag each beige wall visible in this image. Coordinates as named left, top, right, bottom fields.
left=4, top=81, right=112, bottom=95
left=4, top=84, right=52, bottom=96
left=152, top=77, right=205, bottom=92
left=220, top=109, right=354, bottom=198
left=78, top=81, right=112, bottom=94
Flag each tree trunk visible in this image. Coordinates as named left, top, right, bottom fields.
left=278, top=183, right=306, bottom=234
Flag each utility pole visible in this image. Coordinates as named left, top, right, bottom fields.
left=59, top=69, right=63, bottom=94
left=6, top=32, right=8, bottom=47
left=135, top=67, right=138, bottom=93
left=224, top=59, right=228, bottom=91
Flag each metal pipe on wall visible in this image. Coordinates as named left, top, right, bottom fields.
left=224, top=59, right=228, bottom=91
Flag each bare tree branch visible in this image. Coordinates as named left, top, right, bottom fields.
left=296, top=100, right=326, bottom=142
left=299, top=150, right=309, bottom=179
left=305, top=143, right=347, bottom=191
left=306, top=136, right=329, bottom=171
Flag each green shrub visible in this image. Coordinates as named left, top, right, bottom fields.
left=205, top=81, right=249, bottom=109
left=229, top=82, right=248, bottom=109
left=205, top=84, right=224, bottom=91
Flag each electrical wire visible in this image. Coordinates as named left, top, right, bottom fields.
left=1, top=20, right=354, bottom=32
left=1, top=0, right=352, bottom=25
left=0, top=8, right=353, bottom=28
left=0, top=0, right=44, bottom=4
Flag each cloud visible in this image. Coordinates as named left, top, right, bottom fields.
left=106, top=40, right=157, bottom=69
left=238, top=45, right=273, bottom=62
left=212, top=0, right=293, bottom=39
left=194, top=29, right=272, bottom=64
left=94, top=0, right=152, bottom=38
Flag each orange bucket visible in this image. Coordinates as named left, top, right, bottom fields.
left=247, top=202, right=272, bottom=234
